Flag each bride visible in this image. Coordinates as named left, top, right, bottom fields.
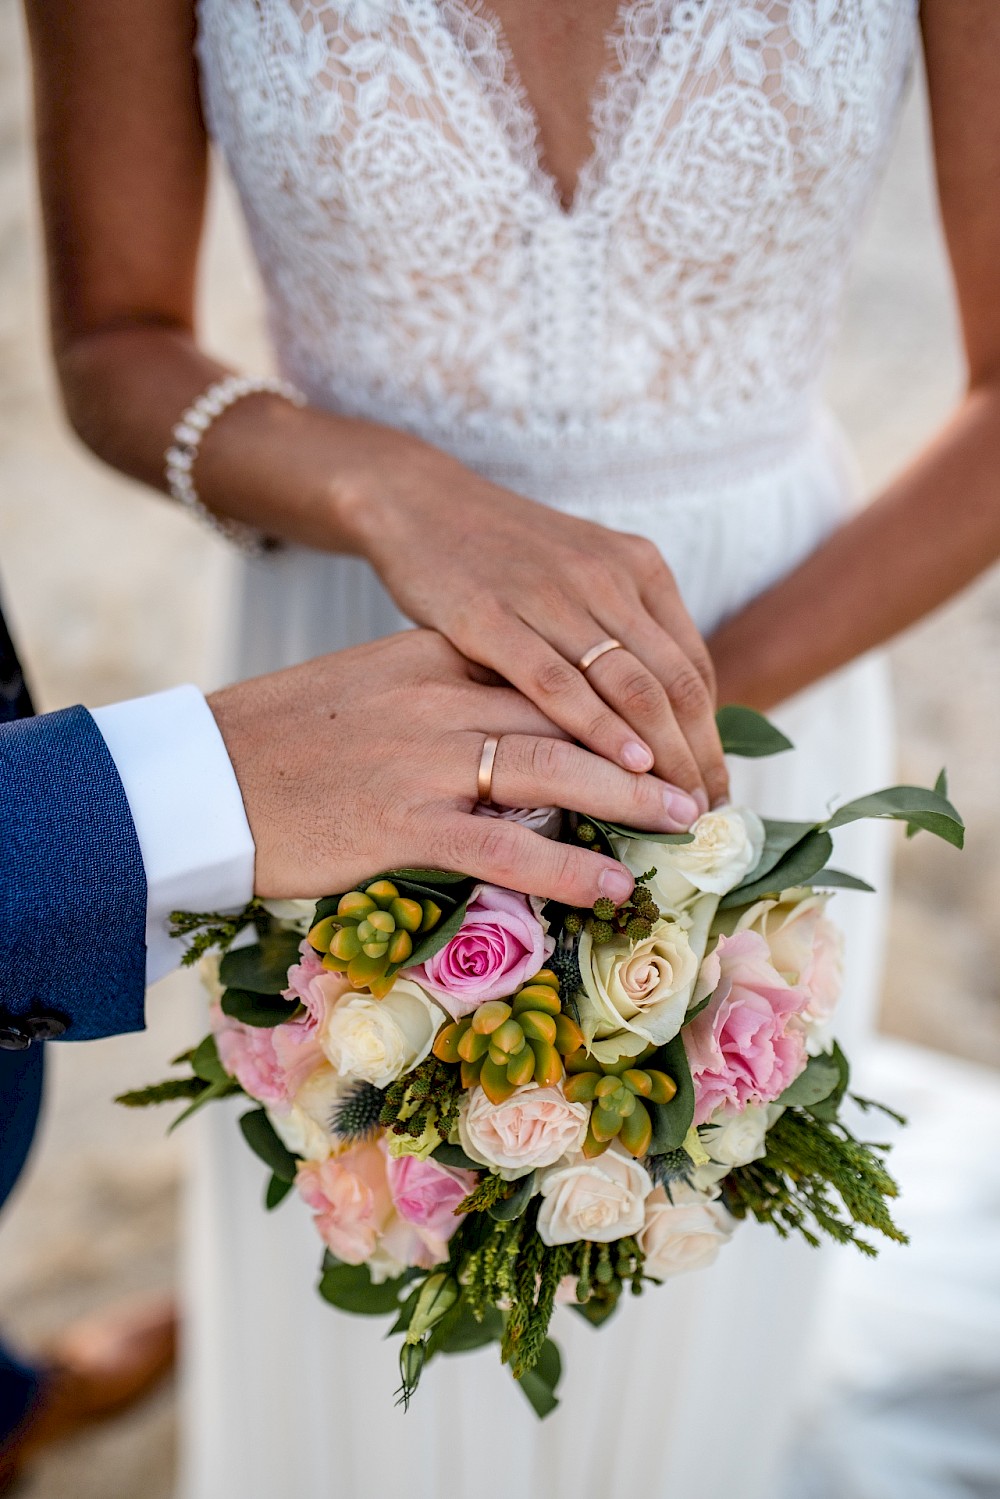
left=23, top=1, right=999, bottom=1494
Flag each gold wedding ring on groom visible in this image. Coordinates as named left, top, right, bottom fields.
left=578, top=637, right=623, bottom=672
left=477, top=734, right=501, bottom=804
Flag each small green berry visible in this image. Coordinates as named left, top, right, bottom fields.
left=563, top=912, right=583, bottom=936
left=592, top=896, right=617, bottom=921
left=576, top=823, right=597, bottom=844
left=589, top=919, right=614, bottom=944
left=626, top=916, right=652, bottom=941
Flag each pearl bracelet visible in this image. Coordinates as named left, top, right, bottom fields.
left=165, top=374, right=307, bottom=552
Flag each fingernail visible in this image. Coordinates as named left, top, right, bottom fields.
left=599, top=867, right=634, bottom=904
left=622, top=741, right=653, bottom=772
left=663, top=786, right=701, bottom=827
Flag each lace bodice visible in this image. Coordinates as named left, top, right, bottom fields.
left=196, top=0, right=916, bottom=465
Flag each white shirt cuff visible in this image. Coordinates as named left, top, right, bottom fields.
left=90, top=686, right=256, bottom=985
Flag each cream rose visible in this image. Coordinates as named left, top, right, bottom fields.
left=458, top=1085, right=590, bottom=1181
left=260, top=898, right=317, bottom=931
left=577, top=901, right=716, bottom=1063
left=701, top=1101, right=771, bottom=1168
left=320, top=976, right=445, bottom=1088
left=268, top=1063, right=348, bottom=1162
left=627, top=808, right=765, bottom=899
left=536, top=1145, right=653, bottom=1245
left=640, top=1183, right=737, bottom=1278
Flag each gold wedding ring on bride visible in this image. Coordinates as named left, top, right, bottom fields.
left=578, top=637, right=624, bottom=672
left=477, top=734, right=501, bottom=804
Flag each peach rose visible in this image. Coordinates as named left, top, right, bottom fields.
left=457, top=1085, right=590, bottom=1181
left=640, top=1184, right=737, bottom=1278
left=536, top=1145, right=652, bottom=1245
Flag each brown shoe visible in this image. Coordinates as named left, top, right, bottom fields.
left=0, top=1294, right=176, bottom=1491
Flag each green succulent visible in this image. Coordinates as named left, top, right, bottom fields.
left=432, top=972, right=584, bottom=1104
left=308, top=880, right=441, bottom=998
left=563, top=1049, right=677, bottom=1159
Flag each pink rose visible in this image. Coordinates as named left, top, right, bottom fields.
left=296, top=1142, right=442, bottom=1275
left=214, top=1016, right=289, bottom=1106
left=800, top=915, right=843, bottom=1025
left=410, top=884, right=554, bottom=1018
left=386, top=1154, right=476, bottom=1263
left=296, top=1142, right=392, bottom=1264
left=684, top=930, right=809, bottom=1125
left=732, top=893, right=843, bottom=1026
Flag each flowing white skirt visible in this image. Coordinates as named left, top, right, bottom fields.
left=178, top=411, right=894, bottom=1499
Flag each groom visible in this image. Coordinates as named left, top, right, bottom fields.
left=1, top=594, right=664, bottom=1480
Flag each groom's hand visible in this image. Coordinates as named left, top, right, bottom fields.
left=207, top=630, right=697, bottom=907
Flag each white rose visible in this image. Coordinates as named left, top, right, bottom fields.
left=260, top=898, right=317, bottom=932
left=615, top=836, right=700, bottom=910
left=640, top=1183, right=737, bottom=1278
left=458, top=1085, right=590, bottom=1181
left=577, top=916, right=696, bottom=1062
left=536, top=1144, right=653, bottom=1245
left=630, top=807, right=765, bottom=898
left=319, top=976, right=445, bottom=1088
left=267, top=1063, right=347, bottom=1162
left=701, top=1101, right=771, bottom=1168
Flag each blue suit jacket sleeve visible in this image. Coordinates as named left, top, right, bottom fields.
left=0, top=705, right=147, bottom=1040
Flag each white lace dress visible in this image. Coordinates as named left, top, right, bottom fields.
left=182, top=4, right=916, bottom=1495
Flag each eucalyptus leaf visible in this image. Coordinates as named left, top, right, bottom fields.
left=190, top=1033, right=229, bottom=1085
left=716, top=705, right=793, bottom=758
left=318, top=1258, right=414, bottom=1317
left=405, top=895, right=471, bottom=969
left=488, top=1172, right=536, bottom=1221
left=907, top=769, right=949, bottom=839
left=239, top=1108, right=300, bottom=1183
left=777, top=1053, right=842, bottom=1108
left=647, top=1031, right=695, bottom=1154
left=811, top=868, right=875, bottom=893
left=517, top=1337, right=562, bottom=1419
left=806, top=1042, right=851, bottom=1122
left=587, top=817, right=695, bottom=845
left=823, top=785, right=964, bottom=850
left=718, top=830, right=834, bottom=910
left=265, top=1172, right=294, bottom=1210
left=431, top=1142, right=480, bottom=1171
left=433, top=1304, right=503, bottom=1355
left=386, top=869, right=470, bottom=886
left=571, top=1294, right=622, bottom=1328
left=219, top=928, right=302, bottom=994
left=221, top=987, right=301, bottom=1028
left=736, top=819, right=819, bottom=891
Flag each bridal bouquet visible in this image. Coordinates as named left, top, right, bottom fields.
left=123, top=708, right=963, bottom=1416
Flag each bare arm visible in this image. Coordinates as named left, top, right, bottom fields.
left=709, top=0, right=1000, bottom=708
left=22, top=0, right=727, bottom=810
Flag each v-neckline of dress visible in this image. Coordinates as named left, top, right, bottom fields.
left=428, top=0, right=668, bottom=220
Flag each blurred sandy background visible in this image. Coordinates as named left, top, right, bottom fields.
left=1, top=2, right=998, bottom=1493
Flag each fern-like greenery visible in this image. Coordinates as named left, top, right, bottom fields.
left=723, top=1107, right=907, bottom=1255
left=167, top=900, right=263, bottom=966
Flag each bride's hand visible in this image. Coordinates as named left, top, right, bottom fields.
left=343, top=448, right=728, bottom=816
left=208, top=630, right=693, bottom=904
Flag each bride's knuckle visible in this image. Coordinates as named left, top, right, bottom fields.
left=668, top=664, right=710, bottom=718
left=525, top=735, right=569, bottom=786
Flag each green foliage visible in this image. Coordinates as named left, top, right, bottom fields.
left=219, top=928, right=304, bottom=994
left=318, top=1255, right=417, bottom=1316
left=585, top=815, right=694, bottom=845
left=431, top=1142, right=480, bottom=1171
left=811, top=868, right=875, bottom=893
left=239, top=1108, right=299, bottom=1183
left=776, top=1052, right=843, bottom=1109
left=723, top=1107, right=907, bottom=1255
left=715, top=705, right=793, bottom=758
left=220, top=987, right=301, bottom=1028
left=381, top=1056, right=464, bottom=1146
left=265, top=1173, right=294, bottom=1210
left=719, top=829, right=834, bottom=909
left=646, top=1032, right=695, bottom=1153
left=115, top=1076, right=204, bottom=1108
left=825, top=783, right=964, bottom=849
left=457, top=1173, right=512, bottom=1215
left=488, top=1171, right=537, bottom=1222
left=517, top=1338, right=563, bottom=1419
left=168, top=901, right=262, bottom=966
